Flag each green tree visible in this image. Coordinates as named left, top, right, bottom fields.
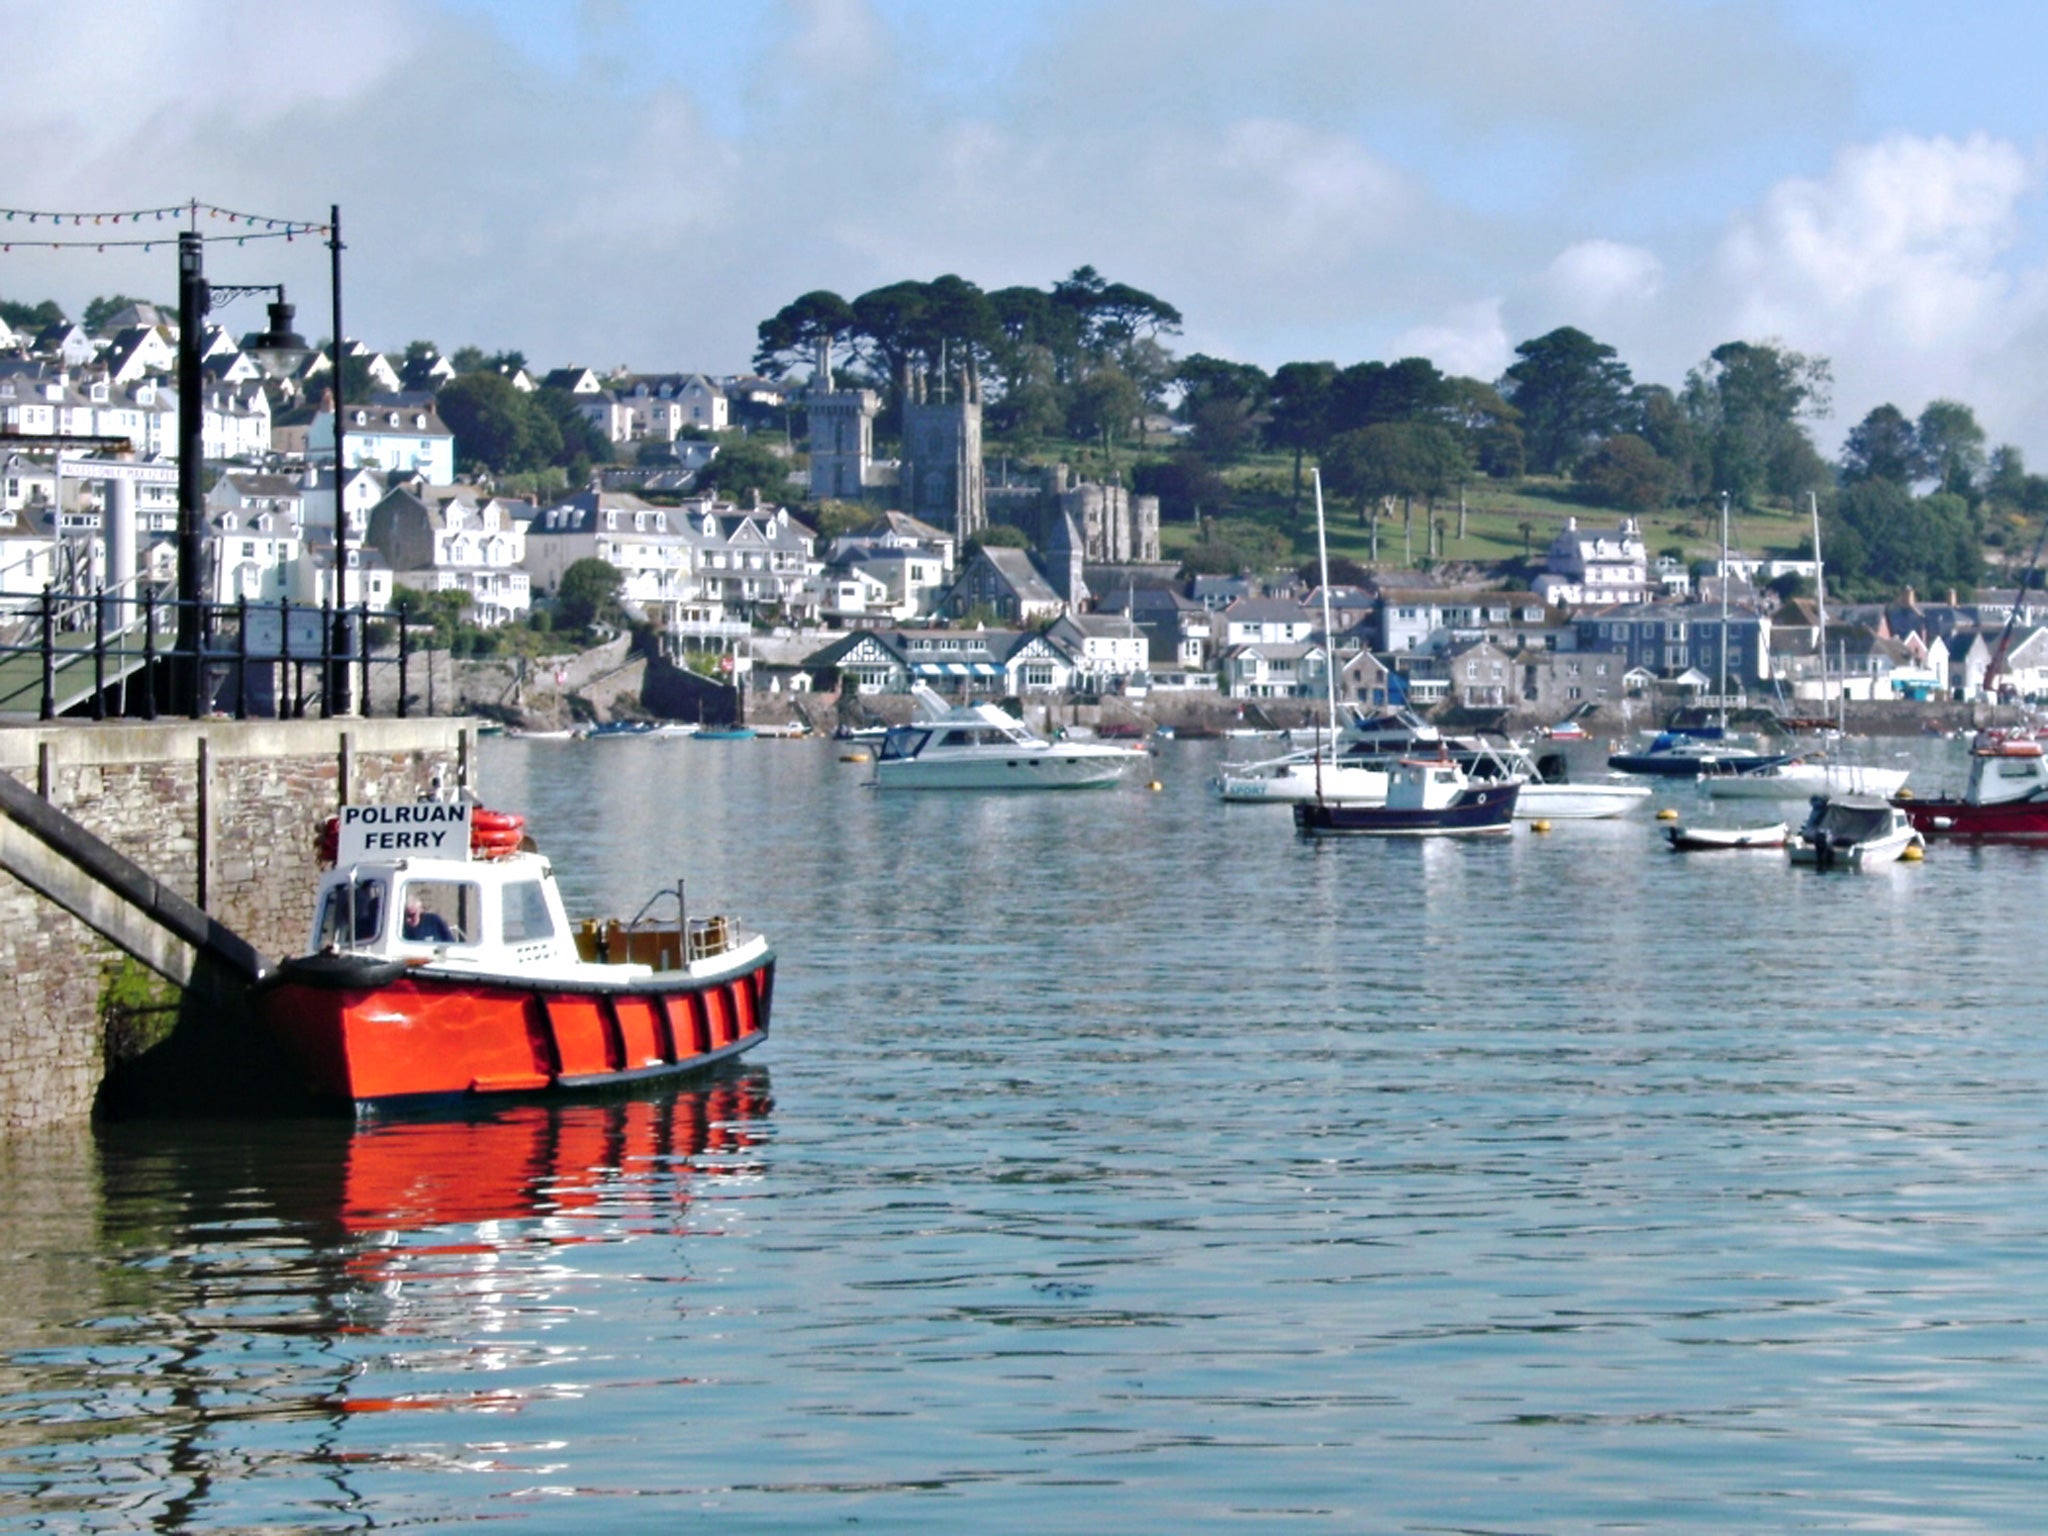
left=1628, top=384, right=1705, bottom=503
left=1574, top=434, right=1672, bottom=511
left=1827, top=481, right=1981, bottom=596
left=531, top=386, right=607, bottom=471
left=1444, top=377, right=1525, bottom=480
left=1499, top=326, right=1633, bottom=475
left=1176, top=353, right=1268, bottom=460
left=436, top=372, right=554, bottom=474
left=1133, top=452, right=1230, bottom=521
left=555, top=558, right=626, bottom=635
left=754, top=289, right=857, bottom=380
left=1682, top=340, right=1831, bottom=507
left=1321, top=421, right=1470, bottom=549
left=1328, top=356, right=1450, bottom=437
left=1066, top=364, right=1144, bottom=444
left=0, top=298, right=64, bottom=330
left=809, top=500, right=872, bottom=540
left=1917, top=398, right=1987, bottom=497
left=697, top=435, right=795, bottom=505
left=391, top=584, right=474, bottom=648
left=1769, top=433, right=1834, bottom=503
left=1265, top=360, right=1338, bottom=517
left=1986, top=444, right=2028, bottom=507
left=1840, top=403, right=1920, bottom=485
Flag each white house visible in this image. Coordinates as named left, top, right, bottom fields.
left=309, top=398, right=456, bottom=483
left=1218, top=596, right=1317, bottom=646
left=526, top=490, right=739, bottom=640
left=367, top=487, right=532, bottom=626
left=1047, top=611, right=1150, bottom=690
left=1533, top=516, right=1653, bottom=607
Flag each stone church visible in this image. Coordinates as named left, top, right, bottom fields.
left=804, top=372, right=1158, bottom=569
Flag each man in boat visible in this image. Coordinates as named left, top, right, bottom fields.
left=403, top=892, right=454, bottom=943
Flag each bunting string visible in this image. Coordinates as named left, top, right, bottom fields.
left=0, top=199, right=331, bottom=254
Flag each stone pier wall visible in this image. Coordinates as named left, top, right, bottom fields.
left=0, top=717, right=471, bottom=1135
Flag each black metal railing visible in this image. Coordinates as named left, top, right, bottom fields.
left=0, top=583, right=430, bottom=722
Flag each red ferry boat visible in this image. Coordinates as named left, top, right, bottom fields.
left=1895, top=731, right=2048, bottom=841
left=255, top=802, right=774, bottom=1109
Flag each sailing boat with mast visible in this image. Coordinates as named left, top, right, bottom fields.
left=1608, top=492, right=1795, bottom=778
left=1293, top=469, right=1519, bottom=836
left=1700, top=491, right=1908, bottom=800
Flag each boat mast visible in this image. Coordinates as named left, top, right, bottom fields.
left=1312, top=467, right=1339, bottom=802
left=1719, top=491, right=1731, bottom=727
left=1811, top=490, right=1836, bottom=730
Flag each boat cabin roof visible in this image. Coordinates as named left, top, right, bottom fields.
left=1803, top=795, right=1901, bottom=841
left=312, top=850, right=583, bottom=972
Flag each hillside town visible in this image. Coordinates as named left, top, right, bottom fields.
left=2, top=298, right=2044, bottom=729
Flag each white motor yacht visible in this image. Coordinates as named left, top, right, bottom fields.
left=873, top=688, right=1142, bottom=790
left=1700, top=756, right=1910, bottom=801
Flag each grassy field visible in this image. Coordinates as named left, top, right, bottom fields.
left=1149, top=451, right=1818, bottom=576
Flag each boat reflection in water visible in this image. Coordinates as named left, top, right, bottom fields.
left=333, top=1073, right=773, bottom=1238
left=13, top=1075, right=775, bottom=1528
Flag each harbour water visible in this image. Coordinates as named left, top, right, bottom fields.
left=6, top=731, right=2048, bottom=1531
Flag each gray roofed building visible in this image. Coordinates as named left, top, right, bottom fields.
left=940, top=545, right=1066, bottom=626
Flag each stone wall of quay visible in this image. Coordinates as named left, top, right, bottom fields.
left=0, top=717, right=472, bottom=1136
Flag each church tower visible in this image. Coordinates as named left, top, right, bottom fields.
left=902, top=367, right=985, bottom=539
left=805, top=387, right=877, bottom=502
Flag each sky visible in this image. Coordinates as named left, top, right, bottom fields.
left=8, top=0, right=2048, bottom=461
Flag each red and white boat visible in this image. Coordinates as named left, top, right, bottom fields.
left=1895, top=731, right=2048, bottom=841
left=256, top=801, right=774, bottom=1109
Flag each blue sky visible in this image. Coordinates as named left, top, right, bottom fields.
left=10, top=0, right=2048, bottom=460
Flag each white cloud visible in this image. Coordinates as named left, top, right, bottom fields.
left=1388, top=301, right=1510, bottom=381
left=1715, top=133, right=2032, bottom=347
left=1538, top=240, right=1663, bottom=318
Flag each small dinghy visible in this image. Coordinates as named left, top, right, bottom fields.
left=1664, top=821, right=1789, bottom=851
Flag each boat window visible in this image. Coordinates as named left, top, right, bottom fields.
left=401, top=880, right=477, bottom=945
left=879, top=728, right=930, bottom=761
left=317, top=877, right=387, bottom=947
left=502, top=880, right=557, bottom=944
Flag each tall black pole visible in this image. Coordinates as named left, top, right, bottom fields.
left=176, top=228, right=207, bottom=715
left=327, top=205, right=348, bottom=713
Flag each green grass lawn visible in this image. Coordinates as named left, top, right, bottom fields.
left=1147, top=451, right=1817, bottom=575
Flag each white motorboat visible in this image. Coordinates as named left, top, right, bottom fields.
left=1213, top=707, right=1444, bottom=804
left=873, top=687, right=1142, bottom=790
left=1788, top=794, right=1925, bottom=869
left=1493, top=748, right=1652, bottom=820
left=1700, top=756, right=1909, bottom=801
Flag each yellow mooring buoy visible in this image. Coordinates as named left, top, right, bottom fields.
left=1529, top=819, right=1552, bottom=834
left=1147, top=779, right=1164, bottom=792
left=840, top=751, right=870, bottom=763
left=1902, top=842, right=1925, bottom=861
left=1656, top=807, right=1679, bottom=821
